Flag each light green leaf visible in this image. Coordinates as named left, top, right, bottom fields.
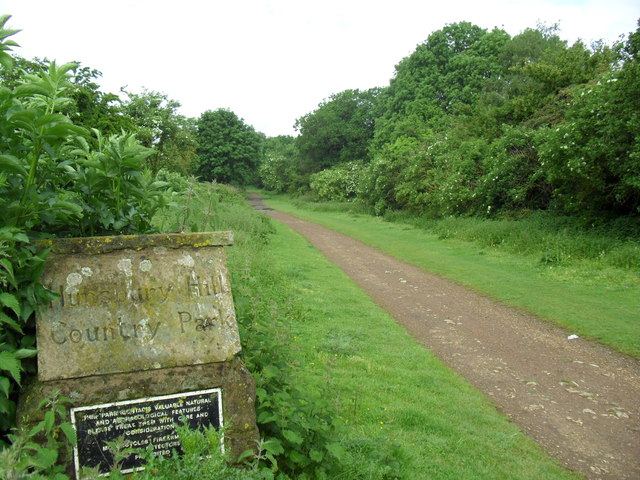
left=61, top=421, right=77, bottom=445
left=14, top=84, right=49, bottom=97
left=31, top=446, right=58, bottom=469
left=0, top=311, right=23, bottom=333
left=0, top=376, right=10, bottom=397
left=35, top=113, right=69, bottom=126
left=29, top=419, right=46, bottom=437
left=51, top=200, right=83, bottom=216
left=288, top=449, right=307, bottom=464
left=282, top=429, right=303, bottom=445
left=256, top=411, right=277, bottom=424
left=262, top=437, right=284, bottom=455
left=0, top=350, right=21, bottom=384
left=236, top=448, right=255, bottom=463
left=0, top=154, right=27, bottom=176
left=309, top=448, right=324, bottom=462
left=44, top=409, right=55, bottom=434
left=14, top=348, right=37, bottom=359
left=326, top=442, right=347, bottom=461
left=0, top=258, right=14, bottom=280
left=0, top=393, right=12, bottom=414
left=0, top=292, right=20, bottom=316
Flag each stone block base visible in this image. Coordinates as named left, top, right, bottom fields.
left=18, top=358, right=258, bottom=477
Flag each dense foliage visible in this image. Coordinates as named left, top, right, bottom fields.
left=294, top=88, right=382, bottom=173
left=196, top=109, right=263, bottom=186
left=260, top=21, right=640, bottom=222
left=0, top=15, right=173, bottom=458
left=258, top=135, right=302, bottom=194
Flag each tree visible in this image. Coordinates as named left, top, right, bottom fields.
left=537, top=21, right=640, bottom=216
left=258, top=135, right=301, bottom=193
left=294, top=88, right=383, bottom=175
left=195, top=109, right=262, bottom=185
left=68, top=64, right=136, bottom=135
left=387, top=24, right=508, bottom=118
left=122, top=88, right=198, bottom=174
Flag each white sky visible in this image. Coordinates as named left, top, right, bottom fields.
left=0, top=0, right=637, bottom=137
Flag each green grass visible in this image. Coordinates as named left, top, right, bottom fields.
left=260, top=194, right=640, bottom=359
left=260, top=219, right=580, bottom=479
left=153, top=183, right=582, bottom=478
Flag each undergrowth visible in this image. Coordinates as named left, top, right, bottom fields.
left=387, top=211, right=640, bottom=271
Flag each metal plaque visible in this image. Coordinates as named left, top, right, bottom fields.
left=70, top=388, right=223, bottom=477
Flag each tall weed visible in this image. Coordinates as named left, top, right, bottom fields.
left=384, top=211, right=640, bottom=271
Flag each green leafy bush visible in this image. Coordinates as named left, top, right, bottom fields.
left=123, top=425, right=274, bottom=480
left=0, top=392, right=76, bottom=480
left=0, top=15, right=168, bottom=454
left=536, top=34, right=640, bottom=216
left=476, top=126, right=550, bottom=213
left=309, top=161, right=363, bottom=201
left=231, top=245, right=346, bottom=479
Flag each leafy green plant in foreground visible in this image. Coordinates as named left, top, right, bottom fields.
left=0, top=226, right=54, bottom=443
left=0, top=14, right=168, bottom=455
left=135, top=425, right=273, bottom=480
left=82, top=425, right=273, bottom=480
left=0, top=392, right=76, bottom=480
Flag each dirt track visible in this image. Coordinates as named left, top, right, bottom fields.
left=248, top=193, right=640, bottom=480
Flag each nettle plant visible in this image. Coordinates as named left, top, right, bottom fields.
left=0, top=14, right=169, bottom=454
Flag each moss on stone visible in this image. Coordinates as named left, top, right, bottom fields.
left=36, top=231, right=234, bottom=255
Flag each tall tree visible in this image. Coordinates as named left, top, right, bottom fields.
left=372, top=22, right=509, bottom=148
left=294, top=88, right=382, bottom=175
left=195, top=109, right=262, bottom=185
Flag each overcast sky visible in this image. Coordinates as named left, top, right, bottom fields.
left=0, top=0, right=637, bottom=136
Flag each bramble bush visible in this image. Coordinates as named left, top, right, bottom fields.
left=536, top=29, right=640, bottom=217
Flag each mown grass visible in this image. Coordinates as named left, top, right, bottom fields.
left=260, top=193, right=640, bottom=359
left=153, top=182, right=582, bottom=478
left=258, top=217, right=580, bottom=479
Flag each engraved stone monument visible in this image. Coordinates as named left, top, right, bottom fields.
left=18, top=232, right=258, bottom=478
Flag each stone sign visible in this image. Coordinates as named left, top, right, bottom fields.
left=36, top=232, right=240, bottom=381
left=18, top=232, right=258, bottom=478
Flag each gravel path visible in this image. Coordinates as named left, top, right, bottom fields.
left=249, top=194, right=640, bottom=480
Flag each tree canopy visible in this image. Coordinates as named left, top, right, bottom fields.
left=260, top=20, right=639, bottom=219
left=294, top=88, right=382, bottom=174
left=196, top=109, right=262, bottom=185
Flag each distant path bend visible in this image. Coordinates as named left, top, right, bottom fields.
left=248, top=193, right=640, bottom=480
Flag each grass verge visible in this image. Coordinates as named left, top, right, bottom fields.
left=259, top=218, right=580, bottom=479
left=260, top=194, right=640, bottom=359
